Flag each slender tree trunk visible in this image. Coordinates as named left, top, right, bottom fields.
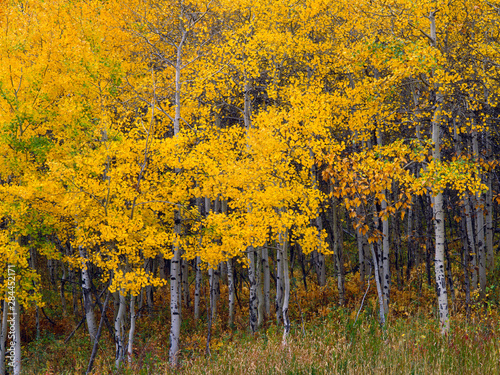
left=430, top=11, right=450, bottom=335
left=370, top=243, right=386, bottom=326
left=381, top=196, right=390, bottom=311
left=248, top=246, right=258, bottom=332
left=432, top=193, right=450, bottom=334
left=11, top=298, right=21, bottom=375
left=114, top=292, right=126, bottom=368
left=169, top=243, right=182, bottom=364
left=0, top=300, right=7, bottom=375
left=227, top=258, right=235, bottom=326
left=86, top=291, right=110, bottom=375
left=275, top=243, right=283, bottom=325
left=281, top=232, right=291, bottom=344
left=208, top=267, right=219, bottom=323
left=79, top=246, right=97, bottom=343
left=127, top=295, right=136, bottom=364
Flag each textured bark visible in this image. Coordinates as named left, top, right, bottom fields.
left=11, top=298, right=21, bottom=375
left=248, top=246, right=258, bottom=332
left=86, top=292, right=110, bottom=375
left=227, top=258, right=235, bottom=326
left=114, top=292, right=126, bottom=368
left=430, top=11, right=449, bottom=334
left=169, top=242, right=182, bottom=364
left=370, top=243, right=386, bottom=326
left=208, top=267, right=219, bottom=323
left=79, top=246, right=97, bottom=343
left=432, top=193, right=450, bottom=334
left=381, top=195, right=390, bottom=312
left=281, top=232, right=291, bottom=344
left=377, top=133, right=390, bottom=311
left=275, top=243, right=283, bottom=325
left=127, top=295, right=136, bottom=364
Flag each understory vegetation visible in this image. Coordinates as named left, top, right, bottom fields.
left=23, top=253, right=500, bottom=374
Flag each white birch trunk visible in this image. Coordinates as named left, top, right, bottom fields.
left=370, top=243, right=386, bottom=326
left=12, top=298, right=21, bottom=375
left=168, top=24, right=185, bottom=364
left=114, top=292, right=126, bottom=368
left=227, top=258, right=235, bottom=326
left=281, top=232, right=291, bottom=344
left=127, top=295, right=136, bottom=364
left=432, top=193, right=450, bottom=334
left=79, top=246, right=97, bottom=343
left=248, top=246, right=258, bottom=332
left=381, top=195, right=390, bottom=313
left=169, top=243, right=182, bottom=364
left=377, top=132, right=391, bottom=312
left=430, top=11, right=450, bottom=335
left=208, top=267, right=218, bottom=323
left=275, top=244, right=283, bottom=325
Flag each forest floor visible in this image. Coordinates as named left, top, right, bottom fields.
left=22, top=258, right=500, bottom=374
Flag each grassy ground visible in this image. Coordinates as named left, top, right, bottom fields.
left=22, top=259, right=500, bottom=374
left=26, top=306, right=500, bottom=374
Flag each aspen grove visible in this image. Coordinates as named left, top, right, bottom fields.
left=1, top=0, right=500, bottom=373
